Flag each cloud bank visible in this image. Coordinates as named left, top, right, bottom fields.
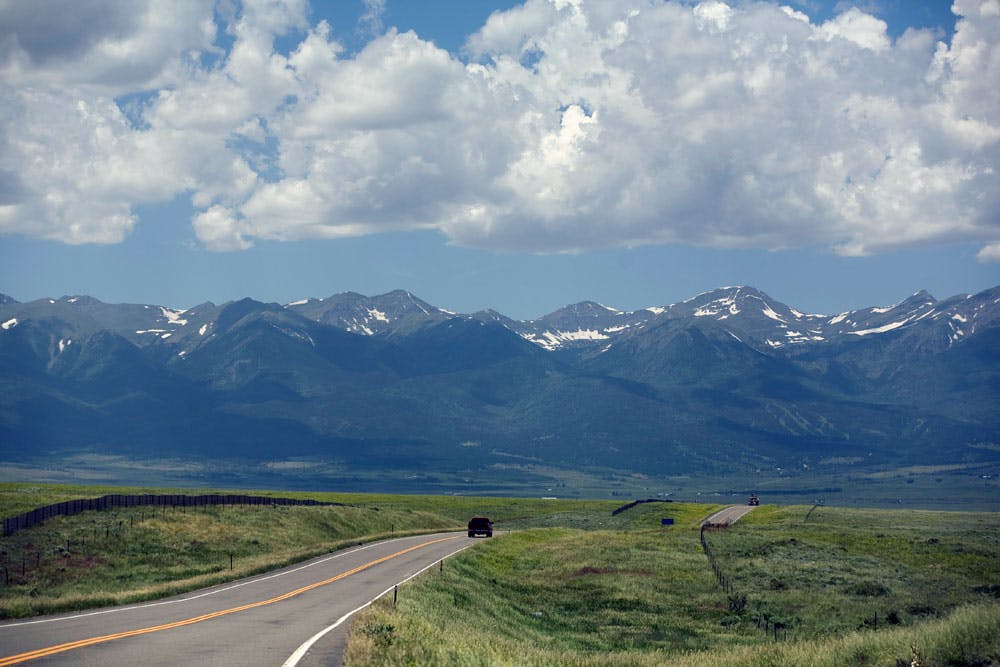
left=1, top=0, right=998, bottom=260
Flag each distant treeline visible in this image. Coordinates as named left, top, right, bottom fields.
left=2, top=494, right=338, bottom=537
left=752, top=487, right=842, bottom=495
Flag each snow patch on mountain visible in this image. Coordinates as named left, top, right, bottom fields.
left=849, top=320, right=907, bottom=336
left=160, top=307, right=188, bottom=326
left=347, top=320, right=375, bottom=335
left=684, top=286, right=743, bottom=303
left=367, top=308, right=389, bottom=322
left=784, top=331, right=824, bottom=343
left=407, top=292, right=430, bottom=315
left=949, top=321, right=965, bottom=343
left=762, top=306, right=786, bottom=323
left=2, top=318, right=16, bottom=330
left=695, top=296, right=740, bottom=318
left=561, top=329, right=610, bottom=341
left=525, top=329, right=611, bottom=350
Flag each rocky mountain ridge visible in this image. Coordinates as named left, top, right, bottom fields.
left=3, top=285, right=996, bottom=359
left=1, top=285, right=997, bottom=493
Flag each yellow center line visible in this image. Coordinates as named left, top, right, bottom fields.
left=0, top=535, right=459, bottom=666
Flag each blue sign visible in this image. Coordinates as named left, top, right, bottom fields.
left=661, top=518, right=674, bottom=525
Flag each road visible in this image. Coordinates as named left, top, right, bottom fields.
left=0, top=532, right=473, bottom=666
left=701, top=504, right=756, bottom=526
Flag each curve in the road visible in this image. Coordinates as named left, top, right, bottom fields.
left=281, top=541, right=458, bottom=667
left=0, top=535, right=460, bottom=667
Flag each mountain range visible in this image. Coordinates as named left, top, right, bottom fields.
left=1, top=285, right=998, bottom=494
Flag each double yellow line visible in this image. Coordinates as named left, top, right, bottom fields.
left=0, top=535, right=459, bottom=666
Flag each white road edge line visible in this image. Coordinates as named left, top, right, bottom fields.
left=281, top=540, right=475, bottom=667
left=0, top=534, right=444, bottom=629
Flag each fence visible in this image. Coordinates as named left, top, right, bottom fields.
left=3, top=494, right=337, bottom=537
left=700, top=523, right=790, bottom=640
left=610, top=498, right=673, bottom=516
left=700, top=519, right=892, bottom=641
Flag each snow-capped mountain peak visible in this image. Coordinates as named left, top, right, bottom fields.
left=2, top=285, right=997, bottom=357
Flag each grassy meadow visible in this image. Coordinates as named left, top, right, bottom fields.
left=2, top=483, right=998, bottom=665
left=345, top=502, right=1000, bottom=666
left=0, top=483, right=630, bottom=618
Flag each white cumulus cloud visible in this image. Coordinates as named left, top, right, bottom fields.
left=978, top=242, right=1000, bottom=263
left=0, top=0, right=998, bottom=261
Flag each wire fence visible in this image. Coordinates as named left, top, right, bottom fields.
left=700, top=511, right=900, bottom=642
left=3, top=494, right=338, bottom=537
left=700, top=523, right=792, bottom=640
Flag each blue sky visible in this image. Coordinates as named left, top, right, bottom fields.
left=1, top=0, right=998, bottom=319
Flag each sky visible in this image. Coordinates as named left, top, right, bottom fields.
left=0, top=0, right=998, bottom=320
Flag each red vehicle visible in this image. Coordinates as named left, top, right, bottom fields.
left=467, top=516, right=494, bottom=537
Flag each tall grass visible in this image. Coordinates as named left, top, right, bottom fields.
left=667, top=604, right=1000, bottom=667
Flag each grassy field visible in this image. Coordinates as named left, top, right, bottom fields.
left=6, top=451, right=998, bottom=511
left=345, top=502, right=1000, bottom=666
left=2, top=483, right=998, bottom=665
left=0, top=483, right=633, bottom=618
left=708, top=504, right=1000, bottom=638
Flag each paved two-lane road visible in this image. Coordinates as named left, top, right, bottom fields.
left=0, top=532, right=473, bottom=666
left=701, top=504, right=756, bottom=527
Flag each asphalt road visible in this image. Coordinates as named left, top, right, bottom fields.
left=701, top=504, right=756, bottom=526
left=0, top=532, right=473, bottom=666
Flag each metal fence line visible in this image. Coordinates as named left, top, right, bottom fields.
left=3, top=494, right=338, bottom=537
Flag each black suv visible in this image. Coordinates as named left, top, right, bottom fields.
left=467, top=516, right=494, bottom=538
